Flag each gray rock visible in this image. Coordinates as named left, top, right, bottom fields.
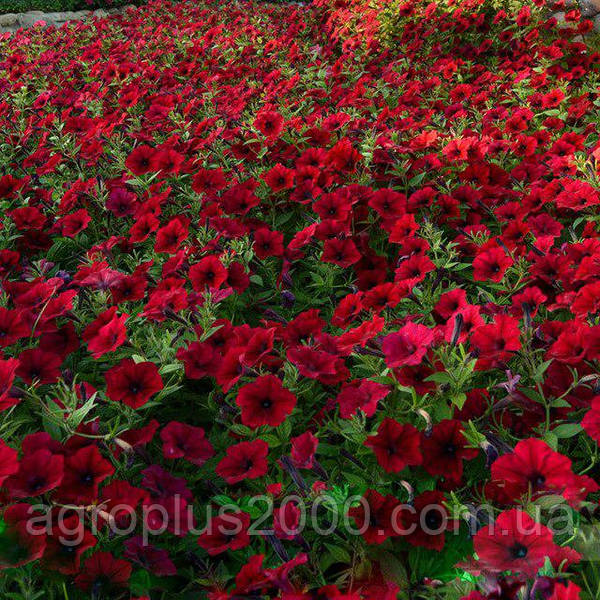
left=0, top=13, right=18, bottom=27
left=0, top=5, right=128, bottom=33
left=18, top=11, right=48, bottom=27
left=580, top=0, right=600, bottom=17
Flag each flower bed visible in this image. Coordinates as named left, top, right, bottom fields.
left=0, top=0, right=600, bottom=598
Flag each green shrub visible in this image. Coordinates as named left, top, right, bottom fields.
left=0, top=0, right=139, bottom=14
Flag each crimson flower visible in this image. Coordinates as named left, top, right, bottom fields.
left=4, top=449, right=63, bottom=498
left=216, top=439, right=269, bottom=484
left=160, top=421, right=215, bottom=465
left=473, top=509, right=558, bottom=576
left=473, top=246, right=513, bottom=282
left=125, top=144, right=157, bottom=175
left=198, top=512, right=251, bottom=556
left=336, top=379, right=390, bottom=418
left=57, top=445, right=114, bottom=504
left=491, top=438, right=598, bottom=506
left=0, top=439, right=18, bottom=486
left=421, top=419, right=478, bottom=482
left=0, top=358, right=19, bottom=411
left=74, top=551, right=132, bottom=593
left=365, top=418, right=422, bottom=473
left=105, top=358, right=163, bottom=409
left=123, top=536, right=177, bottom=576
left=236, top=375, right=297, bottom=428
left=41, top=514, right=97, bottom=575
left=189, top=255, right=228, bottom=291
left=254, top=110, right=284, bottom=138
left=290, top=431, right=318, bottom=469
left=82, top=307, right=128, bottom=359
left=402, top=490, right=452, bottom=551
left=382, top=322, right=434, bottom=367
left=347, top=489, right=399, bottom=545
left=15, top=348, right=62, bottom=385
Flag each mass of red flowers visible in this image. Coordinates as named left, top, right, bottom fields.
left=0, top=0, right=600, bottom=597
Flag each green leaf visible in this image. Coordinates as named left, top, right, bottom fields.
left=450, top=392, right=467, bottom=410
left=424, top=372, right=452, bottom=385
left=552, top=423, right=582, bottom=439
left=130, top=569, right=152, bottom=595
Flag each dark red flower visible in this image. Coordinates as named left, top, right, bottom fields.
left=490, top=438, right=598, bottom=507
left=160, top=421, right=214, bottom=465
left=125, top=145, right=157, bottom=175
left=105, top=358, right=163, bottom=409
left=198, top=512, right=251, bottom=556
left=347, top=489, right=399, bottom=545
left=473, top=509, right=557, bottom=576
left=189, top=255, right=228, bottom=291
left=421, top=419, right=478, bottom=482
left=0, top=358, right=19, bottom=411
left=382, top=322, right=434, bottom=368
left=74, top=551, right=132, bottom=592
left=401, top=490, right=452, bottom=551
left=42, top=514, right=97, bottom=575
left=0, top=439, right=18, bottom=486
left=15, top=348, right=62, bottom=385
left=216, top=439, right=269, bottom=484
left=82, top=307, right=128, bottom=359
left=5, top=449, right=63, bottom=498
left=254, top=110, right=284, bottom=138
left=365, top=418, right=422, bottom=473
left=290, top=431, right=318, bottom=469
left=123, top=536, right=177, bottom=576
left=236, top=375, right=297, bottom=428
left=336, top=379, right=390, bottom=418
left=57, top=446, right=114, bottom=504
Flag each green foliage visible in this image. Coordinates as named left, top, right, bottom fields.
left=0, top=0, right=140, bottom=15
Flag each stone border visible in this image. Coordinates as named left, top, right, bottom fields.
left=0, top=6, right=134, bottom=33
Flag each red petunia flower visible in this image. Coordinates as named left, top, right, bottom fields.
left=105, top=358, right=164, bottom=409
left=470, top=314, right=521, bottom=366
left=473, top=509, right=558, bottom=576
left=236, top=375, right=297, bottom=428
left=216, top=439, right=269, bottom=484
left=321, top=237, right=361, bottom=267
left=0, top=358, right=20, bottom=411
left=287, top=345, right=338, bottom=380
left=0, top=439, right=18, bottom=486
left=290, top=431, right=318, bottom=469
left=402, top=490, right=452, bottom=551
left=160, top=421, right=214, bottom=465
left=189, top=255, right=228, bottom=291
left=42, top=514, right=97, bottom=575
left=365, top=418, right=422, bottom=473
left=123, top=536, right=177, bottom=577
left=336, top=379, right=390, bottom=419
left=473, top=246, right=513, bottom=282
left=15, top=348, right=62, bottom=385
left=421, top=419, right=478, bottom=482
left=125, top=145, right=157, bottom=175
left=82, top=307, right=128, bottom=359
left=254, top=110, right=284, bottom=138
left=74, top=551, right=132, bottom=593
left=382, top=322, right=434, bottom=368
left=490, top=438, right=598, bottom=507
left=347, top=489, right=399, bottom=545
left=198, top=512, right=251, bottom=556
left=57, top=445, right=114, bottom=504
left=4, top=449, right=63, bottom=498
